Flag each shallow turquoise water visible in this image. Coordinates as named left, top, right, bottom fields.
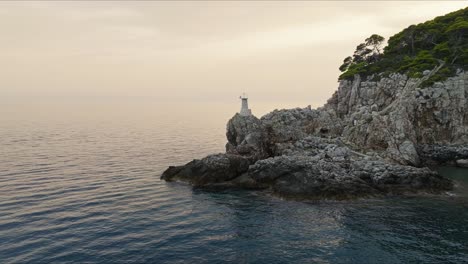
left=1, top=101, right=467, bottom=263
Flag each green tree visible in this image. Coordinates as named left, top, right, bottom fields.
left=446, top=17, right=468, bottom=64
left=339, top=56, right=353, bottom=72
left=338, top=34, right=385, bottom=75
left=365, top=34, right=385, bottom=55
left=338, top=7, right=468, bottom=84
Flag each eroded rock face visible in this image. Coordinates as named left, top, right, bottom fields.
left=260, top=107, right=343, bottom=143
left=325, top=70, right=468, bottom=165
left=161, top=69, right=466, bottom=200
left=225, top=114, right=270, bottom=161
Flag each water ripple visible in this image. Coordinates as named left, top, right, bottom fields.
left=1, top=103, right=468, bottom=263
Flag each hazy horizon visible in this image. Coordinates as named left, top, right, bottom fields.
left=2, top=1, right=467, bottom=109
left=1, top=3, right=468, bottom=263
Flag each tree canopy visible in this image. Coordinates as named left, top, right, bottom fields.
left=339, top=7, right=468, bottom=86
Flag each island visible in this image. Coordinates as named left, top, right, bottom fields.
left=161, top=7, right=468, bottom=200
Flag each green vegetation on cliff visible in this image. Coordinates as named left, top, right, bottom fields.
left=339, top=7, right=468, bottom=86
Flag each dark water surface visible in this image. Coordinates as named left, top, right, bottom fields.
left=1, top=101, right=467, bottom=263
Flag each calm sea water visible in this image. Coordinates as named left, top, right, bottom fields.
left=1, top=101, right=467, bottom=264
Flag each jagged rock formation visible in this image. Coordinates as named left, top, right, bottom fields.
left=225, top=114, right=271, bottom=161
left=161, top=66, right=468, bottom=200
left=325, top=69, right=468, bottom=166
left=242, top=136, right=451, bottom=199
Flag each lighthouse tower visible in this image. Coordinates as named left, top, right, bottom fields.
left=239, top=93, right=252, bottom=116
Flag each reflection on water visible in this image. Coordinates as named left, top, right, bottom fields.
left=0, top=101, right=467, bottom=263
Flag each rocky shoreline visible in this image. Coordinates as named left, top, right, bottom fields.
left=161, top=70, right=467, bottom=200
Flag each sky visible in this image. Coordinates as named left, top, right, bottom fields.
left=1, top=1, right=467, bottom=108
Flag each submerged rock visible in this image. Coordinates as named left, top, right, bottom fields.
left=456, top=159, right=468, bottom=168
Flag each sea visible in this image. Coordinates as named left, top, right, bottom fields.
left=1, top=100, right=467, bottom=264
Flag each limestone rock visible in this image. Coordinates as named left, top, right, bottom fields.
left=325, top=70, right=467, bottom=164
left=161, top=69, right=467, bottom=200
left=225, top=113, right=270, bottom=161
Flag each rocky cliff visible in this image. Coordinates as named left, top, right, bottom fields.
left=161, top=66, right=468, bottom=200
left=325, top=69, right=468, bottom=167
left=161, top=8, right=468, bottom=200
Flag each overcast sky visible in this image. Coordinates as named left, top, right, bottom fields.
left=1, top=1, right=467, bottom=107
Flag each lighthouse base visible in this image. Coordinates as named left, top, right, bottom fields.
left=240, top=108, right=252, bottom=116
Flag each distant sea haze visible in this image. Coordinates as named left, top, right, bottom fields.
left=0, top=101, right=467, bottom=263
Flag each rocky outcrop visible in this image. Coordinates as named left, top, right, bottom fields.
left=161, top=154, right=250, bottom=186
left=248, top=156, right=450, bottom=200
left=418, top=144, right=468, bottom=166
left=161, top=68, right=466, bottom=200
left=244, top=136, right=451, bottom=199
left=225, top=114, right=271, bottom=161
left=260, top=107, right=343, bottom=143
left=162, top=133, right=452, bottom=199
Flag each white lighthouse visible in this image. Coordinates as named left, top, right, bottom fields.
left=239, top=93, right=252, bottom=116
